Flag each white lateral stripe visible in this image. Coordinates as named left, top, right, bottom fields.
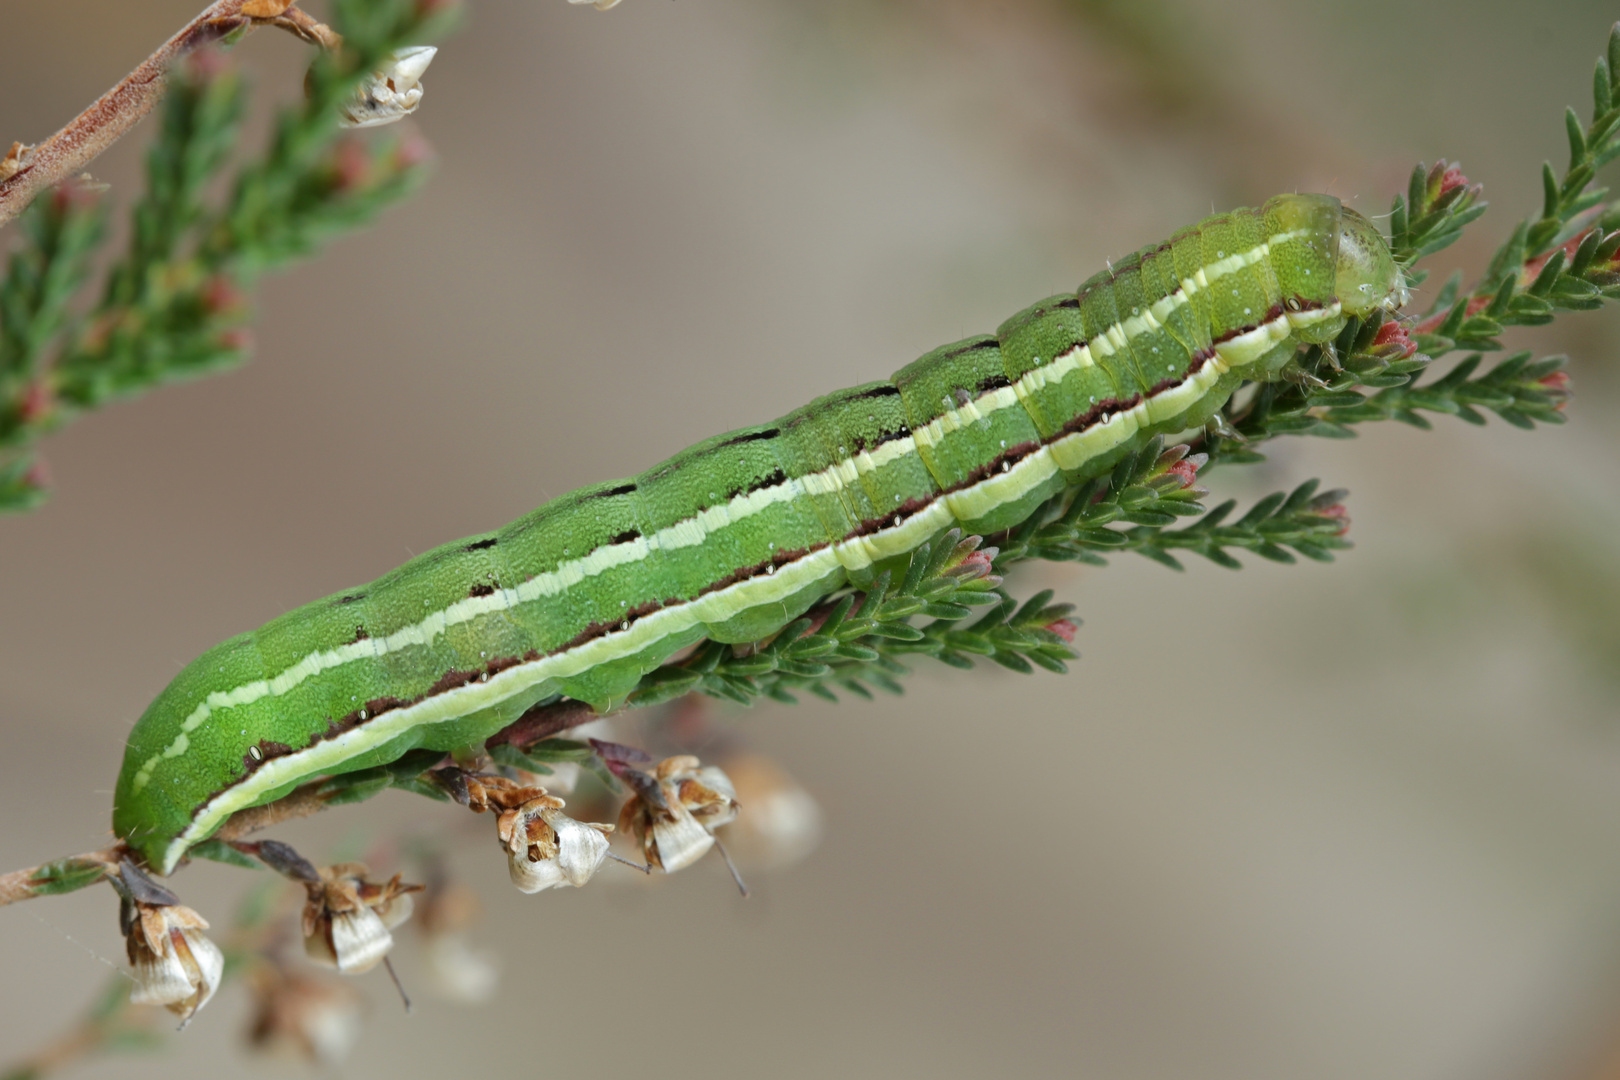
left=137, top=229, right=1317, bottom=800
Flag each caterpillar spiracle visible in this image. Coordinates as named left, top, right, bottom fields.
left=114, top=193, right=1408, bottom=874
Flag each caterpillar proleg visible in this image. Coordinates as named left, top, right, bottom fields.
left=113, top=193, right=1407, bottom=874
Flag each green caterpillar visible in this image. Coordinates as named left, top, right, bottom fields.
left=114, top=193, right=1407, bottom=874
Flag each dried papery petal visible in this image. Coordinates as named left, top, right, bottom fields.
left=649, top=800, right=716, bottom=872
left=338, top=46, right=438, bottom=129
left=500, top=797, right=612, bottom=893
left=125, top=903, right=224, bottom=1021
left=620, top=756, right=742, bottom=872
left=544, top=807, right=611, bottom=886
left=302, top=864, right=421, bottom=974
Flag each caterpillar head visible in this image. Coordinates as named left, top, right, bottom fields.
left=1335, top=207, right=1409, bottom=316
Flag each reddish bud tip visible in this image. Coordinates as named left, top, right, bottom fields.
left=393, top=132, right=435, bottom=171
left=1370, top=319, right=1418, bottom=361
left=1438, top=165, right=1468, bottom=198
left=954, top=550, right=995, bottom=581
left=23, top=458, right=50, bottom=491
left=1044, top=618, right=1078, bottom=644
left=1538, top=370, right=1572, bottom=410
left=1163, top=458, right=1201, bottom=489
left=1317, top=503, right=1350, bottom=536
left=18, top=381, right=52, bottom=424
left=330, top=138, right=371, bottom=192
left=201, top=275, right=243, bottom=315
left=218, top=328, right=253, bottom=353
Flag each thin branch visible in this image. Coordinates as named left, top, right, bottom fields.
left=0, top=1, right=338, bottom=230
left=0, top=845, right=123, bottom=907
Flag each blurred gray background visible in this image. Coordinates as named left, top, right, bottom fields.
left=4, top=0, right=1620, bottom=1077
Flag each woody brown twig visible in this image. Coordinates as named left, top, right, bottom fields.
left=0, top=0, right=340, bottom=229
left=0, top=845, right=124, bottom=907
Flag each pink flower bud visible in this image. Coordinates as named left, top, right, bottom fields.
left=330, top=137, right=371, bottom=192
left=1369, top=319, right=1417, bottom=361
left=201, top=274, right=243, bottom=315
left=1537, top=370, right=1572, bottom=411
left=1043, top=618, right=1078, bottom=644
left=217, top=328, right=253, bottom=353
left=1162, top=457, right=1202, bottom=489
left=954, top=549, right=995, bottom=580
left=18, top=381, right=52, bottom=424
left=392, top=131, right=435, bottom=171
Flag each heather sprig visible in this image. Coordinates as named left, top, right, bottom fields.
left=0, top=0, right=452, bottom=513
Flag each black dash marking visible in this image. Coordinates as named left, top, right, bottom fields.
left=975, top=373, right=1013, bottom=394
left=849, top=384, right=901, bottom=401
left=468, top=583, right=496, bottom=598
left=944, top=337, right=999, bottom=359
left=1056, top=297, right=1080, bottom=309
left=610, top=529, right=642, bottom=545
left=337, top=593, right=366, bottom=606
left=741, top=467, right=789, bottom=497
left=463, top=537, right=498, bottom=552
left=716, top=428, right=780, bottom=448
left=585, top=482, right=638, bottom=500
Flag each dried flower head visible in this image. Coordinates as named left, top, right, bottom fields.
left=617, top=755, right=741, bottom=872
left=416, top=884, right=500, bottom=1003
left=338, top=46, right=437, bottom=129
left=125, top=901, right=226, bottom=1022
left=302, top=864, right=421, bottom=974
left=114, top=860, right=225, bottom=1024
left=247, top=963, right=366, bottom=1065
left=712, top=753, right=823, bottom=871
left=497, top=792, right=613, bottom=893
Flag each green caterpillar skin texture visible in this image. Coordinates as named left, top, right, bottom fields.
left=114, top=194, right=1406, bottom=873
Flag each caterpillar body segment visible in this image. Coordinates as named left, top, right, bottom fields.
left=113, top=193, right=1405, bottom=873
